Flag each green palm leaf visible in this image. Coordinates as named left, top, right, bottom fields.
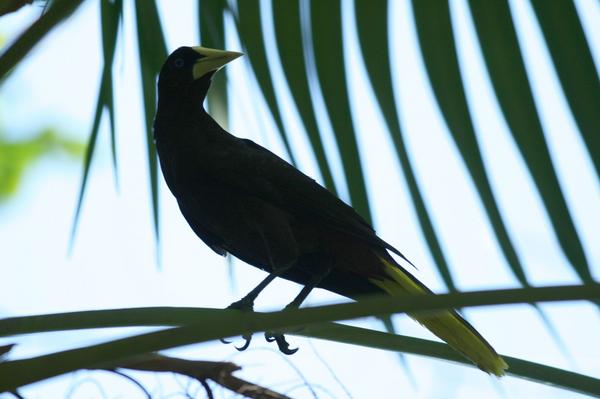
left=468, top=0, right=592, bottom=283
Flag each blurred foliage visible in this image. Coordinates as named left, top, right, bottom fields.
left=0, top=128, right=84, bottom=201
left=0, top=5, right=84, bottom=203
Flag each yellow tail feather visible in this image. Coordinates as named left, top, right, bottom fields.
left=369, top=256, right=508, bottom=376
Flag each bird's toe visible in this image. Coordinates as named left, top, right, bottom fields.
left=265, top=332, right=298, bottom=355
left=234, top=334, right=253, bottom=351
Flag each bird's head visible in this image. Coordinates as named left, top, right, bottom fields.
left=157, top=46, right=243, bottom=101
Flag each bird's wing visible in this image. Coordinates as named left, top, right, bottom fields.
left=197, top=137, right=410, bottom=262
left=177, top=198, right=228, bottom=256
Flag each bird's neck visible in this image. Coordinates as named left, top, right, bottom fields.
left=154, top=85, right=214, bottom=141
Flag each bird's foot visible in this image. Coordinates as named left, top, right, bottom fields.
left=220, top=333, right=253, bottom=351
left=220, top=299, right=255, bottom=350
left=227, top=298, right=255, bottom=312
left=220, top=335, right=253, bottom=351
left=264, top=331, right=298, bottom=355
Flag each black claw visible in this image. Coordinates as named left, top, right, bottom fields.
left=265, top=332, right=298, bottom=355
left=275, top=335, right=298, bottom=355
left=222, top=300, right=254, bottom=349
left=265, top=334, right=276, bottom=343
left=234, top=334, right=252, bottom=351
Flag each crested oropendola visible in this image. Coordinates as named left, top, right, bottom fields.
left=153, top=46, right=507, bottom=376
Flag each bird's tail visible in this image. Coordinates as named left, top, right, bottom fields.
left=368, top=255, right=508, bottom=377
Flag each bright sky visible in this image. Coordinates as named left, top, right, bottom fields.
left=0, top=0, right=599, bottom=398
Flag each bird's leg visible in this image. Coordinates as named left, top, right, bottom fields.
left=227, top=273, right=278, bottom=312
left=221, top=213, right=300, bottom=353
left=220, top=271, right=280, bottom=350
left=265, top=267, right=331, bottom=355
left=227, top=227, right=281, bottom=312
left=222, top=225, right=294, bottom=351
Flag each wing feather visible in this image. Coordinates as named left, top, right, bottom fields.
left=196, top=137, right=411, bottom=264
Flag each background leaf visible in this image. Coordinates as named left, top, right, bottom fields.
left=134, top=0, right=168, bottom=253
left=236, top=0, right=296, bottom=164
left=199, top=0, right=229, bottom=129
left=70, top=0, right=122, bottom=249
left=412, top=0, right=530, bottom=287
left=0, top=129, right=83, bottom=201
left=410, top=1, right=573, bottom=357
left=310, top=0, right=372, bottom=221
left=468, top=0, right=592, bottom=283
left=530, top=0, right=600, bottom=180
left=355, top=0, right=456, bottom=291
left=272, top=0, right=337, bottom=193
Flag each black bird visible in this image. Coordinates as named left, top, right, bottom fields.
left=153, top=46, right=507, bottom=376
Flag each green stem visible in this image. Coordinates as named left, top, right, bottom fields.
left=1, top=284, right=598, bottom=394
left=1, top=284, right=598, bottom=338
left=297, top=323, right=600, bottom=398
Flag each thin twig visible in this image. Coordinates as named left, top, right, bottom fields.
left=101, top=353, right=292, bottom=399
left=198, top=379, right=214, bottom=399
left=105, top=369, right=152, bottom=399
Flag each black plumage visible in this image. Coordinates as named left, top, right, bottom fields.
left=153, top=46, right=507, bottom=375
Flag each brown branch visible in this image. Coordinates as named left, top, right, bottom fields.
left=212, top=374, right=292, bottom=399
left=103, top=353, right=292, bottom=399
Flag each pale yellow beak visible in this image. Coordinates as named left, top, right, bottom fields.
left=191, top=46, right=243, bottom=79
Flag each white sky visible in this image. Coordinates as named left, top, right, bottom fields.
left=0, top=0, right=599, bottom=398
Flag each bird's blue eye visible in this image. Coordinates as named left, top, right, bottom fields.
left=174, top=58, right=185, bottom=68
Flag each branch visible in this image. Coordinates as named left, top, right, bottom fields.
left=105, top=353, right=291, bottom=399
left=0, top=0, right=84, bottom=80
left=1, top=284, right=599, bottom=395
left=2, top=284, right=598, bottom=338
